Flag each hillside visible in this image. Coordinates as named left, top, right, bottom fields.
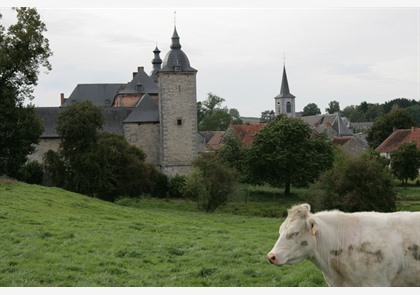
left=0, top=180, right=325, bottom=287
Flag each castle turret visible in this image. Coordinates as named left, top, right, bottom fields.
left=150, top=46, right=162, bottom=83
left=158, top=26, right=198, bottom=177
left=274, top=65, right=296, bottom=117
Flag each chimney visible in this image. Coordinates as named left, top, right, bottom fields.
left=60, top=93, right=65, bottom=106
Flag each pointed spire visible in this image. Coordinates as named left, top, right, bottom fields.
left=277, top=65, right=295, bottom=99
left=170, top=26, right=181, bottom=50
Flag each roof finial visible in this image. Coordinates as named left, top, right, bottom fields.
left=282, top=52, right=286, bottom=66
left=174, top=10, right=176, bottom=27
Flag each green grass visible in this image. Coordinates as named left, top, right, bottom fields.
left=0, top=180, right=325, bottom=287
left=2, top=179, right=419, bottom=287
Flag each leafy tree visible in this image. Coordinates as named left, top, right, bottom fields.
left=367, top=108, right=415, bottom=149
left=325, top=100, right=340, bottom=114
left=405, top=104, right=420, bottom=125
left=383, top=98, right=419, bottom=114
left=302, top=103, right=321, bottom=116
left=217, top=128, right=245, bottom=173
left=16, top=160, right=44, bottom=185
left=198, top=93, right=242, bottom=130
left=199, top=108, right=232, bottom=131
left=183, top=152, right=237, bottom=213
left=245, top=115, right=334, bottom=195
left=259, top=110, right=275, bottom=123
left=313, top=150, right=396, bottom=212
left=390, top=142, right=420, bottom=185
left=45, top=101, right=159, bottom=201
left=0, top=8, right=52, bottom=177
left=341, top=105, right=366, bottom=122
left=168, top=174, right=187, bottom=198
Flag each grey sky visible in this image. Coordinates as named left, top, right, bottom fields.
left=1, top=1, right=419, bottom=117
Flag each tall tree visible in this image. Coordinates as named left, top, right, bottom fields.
left=302, top=103, right=321, bottom=116
left=198, top=92, right=242, bottom=131
left=0, top=8, right=52, bottom=177
left=245, top=115, right=334, bottom=195
left=325, top=100, right=340, bottom=114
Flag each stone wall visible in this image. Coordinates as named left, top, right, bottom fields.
left=124, top=122, right=160, bottom=165
left=27, top=138, right=61, bottom=163
left=158, top=72, right=198, bottom=175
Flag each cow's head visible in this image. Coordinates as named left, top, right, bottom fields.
left=267, top=203, right=317, bottom=266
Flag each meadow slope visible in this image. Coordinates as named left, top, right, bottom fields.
left=0, top=181, right=326, bottom=287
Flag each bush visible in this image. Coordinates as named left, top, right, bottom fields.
left=312, top=150, right=396, bottom=212
left=152, top=172, right=169, bottom=198
left=17, top=161, right=44, bottom=185
left=183, top=152, right=237, bottom=213
left=168, top=174, right=187, bottom=198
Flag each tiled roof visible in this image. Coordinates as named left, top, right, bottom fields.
left=206, top=131, right=225, bottom=150
left=62, top=84, right=126, bottom=107
left=376, top=127, right=420, bottom=153
left=231, top=123, right=267, bottom=145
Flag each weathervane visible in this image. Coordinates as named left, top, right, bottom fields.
left=282, top=52, right=286, bottom=65
left=174, top=11, right=176, bottom=26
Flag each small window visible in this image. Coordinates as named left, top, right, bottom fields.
left=177, top=118, right=182, bottom=126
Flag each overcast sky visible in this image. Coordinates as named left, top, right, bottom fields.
left=1, top=1, right=419, bottom=117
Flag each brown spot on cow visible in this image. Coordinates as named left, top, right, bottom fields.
left=301, top=241, right=308, bottom=246
left=330, top=249, right=343, bottom=256
left=408, top=244, right=420, bottom=261
left=359, top=242, right=384, bottom=264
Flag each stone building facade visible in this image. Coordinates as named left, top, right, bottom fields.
left=30, top=27, right=202, bottom=177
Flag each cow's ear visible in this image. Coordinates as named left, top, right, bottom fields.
left=307, top=217, right=318, bottom=236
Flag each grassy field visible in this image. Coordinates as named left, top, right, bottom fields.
left=1, top=179, right=419, bottom=287
left=0, top=180, right=326, bottom=287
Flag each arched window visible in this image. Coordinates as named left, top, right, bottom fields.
left=286, top=102, right=292, bottom=113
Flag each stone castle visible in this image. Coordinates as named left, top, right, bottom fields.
left=31, top=27, right=203, bottom=177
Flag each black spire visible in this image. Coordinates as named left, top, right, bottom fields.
left=170, top=26, right=181, bottom=50
left=276, top=65, right=295, bottom=99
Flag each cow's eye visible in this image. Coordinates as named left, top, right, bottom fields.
left=286, top=232, right=299, bottom=239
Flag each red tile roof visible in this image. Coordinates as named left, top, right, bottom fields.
left=376, top=127, right=420, bottom=153
left=231, top=123, right=267, bottom=145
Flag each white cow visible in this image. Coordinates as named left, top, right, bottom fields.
left=267, top=203, right=420, bottom=286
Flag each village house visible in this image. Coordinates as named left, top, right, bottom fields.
left=375, top=127, right=420, bottom=158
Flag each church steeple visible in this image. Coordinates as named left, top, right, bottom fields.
left=274, top=64, right=296, bottom=117
left=170, top=27, right=181, bottom=50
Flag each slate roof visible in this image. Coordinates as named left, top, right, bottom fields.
left=160, top=27, right=197, bottom=73
left=35, top=107, right=65, bottom=138
left=62, top=84, right=126, bottom=107
left=275, top=65, right=295, bottom=99
left=301, top=113, right=353, bottom=138
left=376, top=127, right=420, bottom=154
left=35, top=107, right=134, bottom=138
left=123, top=94, right=159, bottom=123
left=118, top=67, right=159, bottom=95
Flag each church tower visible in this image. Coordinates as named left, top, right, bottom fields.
left=158, top=27, right=198, bottom=177
left=274, top=64, right=296, bottom=117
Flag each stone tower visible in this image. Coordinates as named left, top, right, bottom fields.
left=274, top=64, right=296, bottom=117
left=158, top=27, right=198, bottom=177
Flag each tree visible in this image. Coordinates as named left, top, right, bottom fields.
left=325, top=100, right=340, bottom=114
left=45, top=101, right=160, bottom=201
left=302, top=103, right=321, bottom=116
left=245, top=115, right=334, bottom=195
left=390, top=142, right=420, bottom=185
left=183, top=152, right=237, bottom=213
left=0, top=8, right=52, bottom=177
left=198, top=93, right=242, bottom=131
left=259, top=110, right=275, bottom=123
left=313, top=150, right=396, bottom=212
left=217, top=127, right=245, bottom=173
left=367, top=108, right=415, bottom=148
